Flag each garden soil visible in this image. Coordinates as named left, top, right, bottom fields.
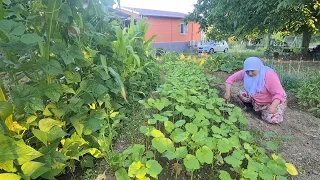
left=215, top=72, right=320, bottom=180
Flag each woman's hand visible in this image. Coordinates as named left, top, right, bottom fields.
left=225, top=83, right=232, bottom=103
left=268, top=99, right=281, bottom=114
left=267, top=105, right=277, bottom=114
left=224, top=91, right=231, bottom=102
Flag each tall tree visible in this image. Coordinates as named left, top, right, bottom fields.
left=186, top=0, right=320, bottom=54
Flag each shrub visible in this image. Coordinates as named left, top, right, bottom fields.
left=295, top=73, right=320, bottom=116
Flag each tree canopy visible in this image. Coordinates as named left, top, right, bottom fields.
left=186, top=0, right=320, bottom=53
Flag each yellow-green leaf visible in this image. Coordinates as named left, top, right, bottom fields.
left=110, top=112, right=119, bottom=118
left=128, top=161, right=143, bottom=177
left=0, top=160, right=17, bottom=172
left=285, top=163, right=298, bottom=176
left=151, top=129, right=165, bottom=138
left=0, top=173, right=21, bottom=180
left=271, top=153, right=278, bottom=160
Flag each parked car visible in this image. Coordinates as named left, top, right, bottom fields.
left=198, top=41, right=229, bottom=54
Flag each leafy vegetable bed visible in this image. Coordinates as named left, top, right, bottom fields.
left=115, top=59, right=297, bottom=180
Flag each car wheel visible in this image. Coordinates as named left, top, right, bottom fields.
left=209, top=48, right=214, bottom=54
left=223, top=48, right=228, bottom=53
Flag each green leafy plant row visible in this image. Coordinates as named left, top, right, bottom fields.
left=202, top=54, right=244, bottom=73
left=0, top=0, right=160, bottom=179
left=114, top=57, right=297, bottom=179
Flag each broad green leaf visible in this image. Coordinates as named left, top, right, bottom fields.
left=219, top=170, right=232, bottom=180
left=0, top=135, right=43, bottom=165
left=41, top=60, right=63, bottom=76
left=224, top=156, right=242, bottom=167
left=40, top=162, right=66, bottom=179
left=128, top=161, right=144, bottom=178
left=211, top=125, right=223, bottom=135
left=175, top=105, right=185, bottom=112
left=264, top=131, right=277, bottom=139
left=44, top=84, right=62, bottom=102
left=163, top=150, right=176, bottom=160
left=21, top=161, right=50, bottom=179
left=217, top=138, right=233, bottom=153
left=182, top=108, right=195, bottom=117
left=161, top=111, right=173, bottom=117
left=191, top=130, right=207, bottom=142
left=185, top=123, right=198, bottom=134
left=198, top=108, right=212, bottom=118
left=174, top=120, right=185, bottom=127
left=242, top=169, right=258, bottom=180
left=153, top=114, right=168, bottom=122
left=275, top=176, right=287, bottom=180
left=70, top=116, right=84, bottom=136
left=0, top=173, right=21, bottom=180
left=203, top=137, right=217, bottom=149
left=64, top=71, right=81, bottom=83
left=139, top=126, right=149, bottom=135
left=33, top=129, right=48, bottom=144
left=206, top=103, right=214, bottom=109
left=0, top=160, right=17, bottom=172
left=83, top=117, right=104, bottom=135
left=11, top=25, right=25, bottom=36
left=151, top=129, right=165, bottom=138
left=26, top=115, right=37, bottom=123
left=146, top=160, right=162, bottom=178
left=164, top=121, right=174, bottom=133
left=196, top=146, right=213, bottom=164
left=195, top=112, right=206, bottom=122
left=267, top=161, right=287, bottom=175
left=154, top=101, right=164, bottom=111
left=232, top=150, right=245, bottom=160
left=61, top=84, right=76, bottom=94
left=259, top=170, right=273, bottom=180
left=135, top=166, right=148, bottom=179
left=80, top=155, right=94, bottom=168
left=183, top=154, right=200, bottom=171
left=20, top=34, right=42, bottom=44
left=148, top=119, right=157, bottom=124
left=239, top=131, right=254, bottom=143
left=247, top=160, right=264, bottom=172
left=0, top=102, right=12, bottom=120
left=160, top=97, right=171, bottom=107
left=145, top=151, right=154, bottom=159
left=266, top=141, right=278, bottom=151
left=47, top=126, right=67, bottom=142
left=173, top=132, right=189, bottom=143
left=176, top=146, right=188, bottom=159
left=214, top=108, right=221, bottom=115
left=39, top=118, right=61, bottom=132
left=115, top=168, right=130, bottom=180
left=152, top=137, right=171, bottom=153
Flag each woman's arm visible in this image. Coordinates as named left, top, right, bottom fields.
left=224, top=70, right=245, bottom=102
left=265, top=71, right=286, bottom=113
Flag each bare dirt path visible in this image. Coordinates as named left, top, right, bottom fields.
left=215, top=72, right=320, bottom=180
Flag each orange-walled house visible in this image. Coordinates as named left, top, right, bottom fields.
left=117, top=7, right=205, bottom=52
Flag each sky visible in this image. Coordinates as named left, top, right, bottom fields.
left=117, top=0, right=198, bottom=14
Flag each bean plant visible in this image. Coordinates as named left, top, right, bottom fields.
left=0, top=0, right=159, bottom=179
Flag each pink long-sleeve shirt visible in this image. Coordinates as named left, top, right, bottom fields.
left=226, top=70, right=286, bottom=105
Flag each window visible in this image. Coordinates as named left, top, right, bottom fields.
left=180, top=23, right=188, bottom=35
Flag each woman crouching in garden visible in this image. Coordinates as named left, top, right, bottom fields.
left=224, top=57, right=286, bottom=124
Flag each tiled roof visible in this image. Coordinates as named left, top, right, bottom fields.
left=123, top=7, right=186, bottom=18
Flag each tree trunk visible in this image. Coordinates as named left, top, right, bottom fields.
left=267, top=32, right=272, bottom=49
left=301, top=29, right=312, bottom=55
